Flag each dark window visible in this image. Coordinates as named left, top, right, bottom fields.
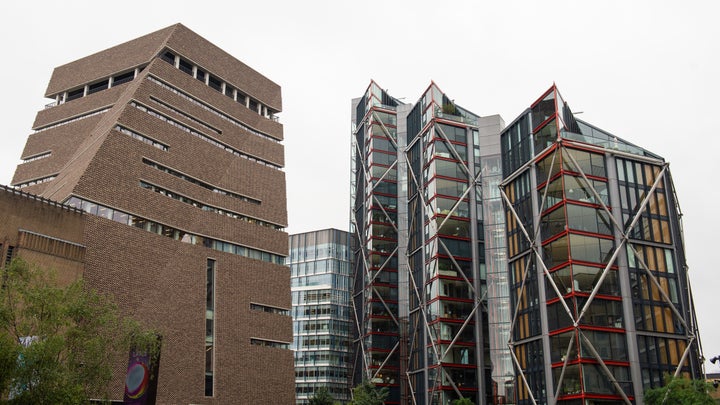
left=87, top=80, right=109, bottom=95
left=112, top=71, right=134, bottom=86
left=205, top=259, right=215, bottom=396
left=204, top=375, right=213, bottom=397
left=531, top=90, right=556, bottom=131
left=178, top=59, right=193, bottom=75
left=5, top=245, right=15, bottom=266
left=248, top=99, right=258, bottom=112
left=196, top=67, right=206, bottom=82
left=208, top=75, right=222, bottom=91
left=66, top=88, right=83, bottom=101
left=161, top=51, right=175, bottom=64
left=236, top=92, right=246, bottom=105
left=224, top=85, right=234, bottom=98
left=437, top=123, right=466, bottom=143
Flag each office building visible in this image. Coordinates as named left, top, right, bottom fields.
left=500, top=85, right=702, bottom=404
left=9, top=24, right=294, bottom=403
left=290, top=228, right=353, bottom=404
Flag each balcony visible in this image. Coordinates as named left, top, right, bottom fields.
left=435, top=107, right=478, bottom=126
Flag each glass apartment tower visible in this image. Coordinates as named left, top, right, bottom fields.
left=290, top=229, right=353, bottom=404
left=352, top=82, right=511, bottom=405
left=405, top=84, right=508, bottom=405
left=500, top=85, right=702, bottom=404
left=351, top=82, right=408, bottom=404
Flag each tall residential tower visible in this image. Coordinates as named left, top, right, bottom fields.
left=351, top=82, right=408, bottom=404
left=351, top=82, right=510, bottom=405
left=351, top=83, right=702, bottom=405
left=500, top=85, right=702, bottom=404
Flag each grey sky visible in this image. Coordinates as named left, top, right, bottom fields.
left=2, top=0, right=719, bottom=373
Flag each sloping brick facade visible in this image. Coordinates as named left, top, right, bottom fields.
left=6, top=24, right=293, bottom=404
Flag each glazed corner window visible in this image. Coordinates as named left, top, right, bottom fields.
left=531, top=90, right=556, bottom=129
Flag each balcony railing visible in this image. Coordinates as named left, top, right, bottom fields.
left=435, top=109, right=478, bottom=126
left=561, top=129, right=648, bottom=157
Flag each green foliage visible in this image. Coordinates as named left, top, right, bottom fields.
left=0, top=259, right=159, bottom=404
left=441, top=102, right=457, bottom=115
left=350, top=380, right=389, bottom=405
left=644, top=374, right=716, bottom=405
left=452, top=397, right=475, bottom=405
left=309, top=386, right=337, bottom=405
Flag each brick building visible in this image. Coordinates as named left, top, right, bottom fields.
left=0, top=185, right=86, bottom=285
left=7, top=24, right=294, bottom=404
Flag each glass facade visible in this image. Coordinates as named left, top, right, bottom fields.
left=346, top=82, right=701, bottom=405
left=500, top=85, right=702, bottom=405
left=351, top=82, right=510, bottom=405
left=482, top=152, right=515, bottom=405
left=290, top=229, right=353, bottom=404
left=404, top=84, right=505, bottom=405
left=351, top=82, right=405, bottom=404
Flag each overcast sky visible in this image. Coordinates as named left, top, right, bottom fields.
left=2, top=0, right=718, bottom=374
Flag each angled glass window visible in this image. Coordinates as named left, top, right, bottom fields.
left=437, top=123, right=466, bottom=143
left=534, top=119, right=558, bottom=154
left=536, top=149, right=562, bottom=185
left=540, top=205, right=566, bottom=242
left=549, top=331, right=577, bottom=363
left=580, top=330, right=627, bottom=360
left=566, top=204, right=612, bottom=236
left=563, top=148, right=606, bottom=178
left=434, top=159, right=466, bottom=180
left=573, top=265, right=619, bottom=296
left=576, top=297, right=623, bottom=328
left=532, top=90, right=556, bottom=130
left=568, top=234, right=614, bottom=264
left=564, top=175, right=609, bottom=206
left=542, top=235, right=569, bottom=269
left=436, top=217, right=471, bottom=238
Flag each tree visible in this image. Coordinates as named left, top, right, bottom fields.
left=644, top=374, right=715, bottom=405
left=0, top=258, right=158, bottom=404
left=350, top=380, right=389, bottom=405
left=452, top=397, right=475, bottom=405
left=309, top=386, right=336, bottom=405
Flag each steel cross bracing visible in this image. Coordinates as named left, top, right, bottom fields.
left=499, top=140, right=696, bottom=404
left=402, top=121, right=488, bottom=404
left=351, top=108, right=404, bottom=386
left=664, top=169, right=701, bottom=371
